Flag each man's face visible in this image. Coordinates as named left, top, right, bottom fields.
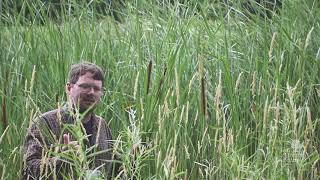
left=66, top=72, right=103, bottom=113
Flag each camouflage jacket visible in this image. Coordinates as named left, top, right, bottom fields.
left=22, top=107, right=118, bottom=179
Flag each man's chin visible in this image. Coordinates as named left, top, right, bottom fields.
left=79, top=103, right=96, bottom=113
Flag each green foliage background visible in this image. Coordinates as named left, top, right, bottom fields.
left=0, top=0, right=319, bottom=179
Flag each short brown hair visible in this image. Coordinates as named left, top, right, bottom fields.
left=68, top=62, right=104, bottom=86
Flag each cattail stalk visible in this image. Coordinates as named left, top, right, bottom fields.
left=200, top=76, right=207, bottom=118
left=146, top=60, right=152, bottom=95
left=156, top=65, right=167, bottom=98
left=1, top=71, right=9, bottom=131
left=199, top=56, right=207, bottom=119
left=1, top=93, right=7, bottom=131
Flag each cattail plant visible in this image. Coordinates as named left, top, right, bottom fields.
left=0, top=0, right=319, bottom=179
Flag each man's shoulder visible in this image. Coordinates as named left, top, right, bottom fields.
left=28, top=109, right=63, bottom=134
left=32, top=109, right=64, bottom=125
left=94, top=114, right=105, bottom=120
left=41, top=109, right=60, bottom=118
left=93, top=114, right=111, bottom=130
left=39, top=109, right=65, bottom=121
left=94, top=115, right=106, bottom=125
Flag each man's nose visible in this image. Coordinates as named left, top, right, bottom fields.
left=87, top=87, right=95, bottom=94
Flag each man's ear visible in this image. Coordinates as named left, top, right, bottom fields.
left=66, top=82, right=71, bottom=94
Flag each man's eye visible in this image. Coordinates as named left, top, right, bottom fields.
left=94, top=87, right=101, bottom=91
left=78, top=84, right=101, bottom=92
left=79, top=84, right=91, bottom=89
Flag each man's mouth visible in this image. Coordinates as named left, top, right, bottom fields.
left=83, top=99, right=95, bottom=103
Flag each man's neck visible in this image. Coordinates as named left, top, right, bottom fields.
left=65, top=102, right=94, bottom=124
left=81, top=112, right=92, bottom=124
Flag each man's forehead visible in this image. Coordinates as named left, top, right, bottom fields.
left=77, top=72, right=102, bottom=85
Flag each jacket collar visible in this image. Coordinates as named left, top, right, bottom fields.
left=59, top=103, right=100, bottom=144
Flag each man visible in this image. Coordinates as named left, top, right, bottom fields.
left=23, top=62, right=119, bottom=179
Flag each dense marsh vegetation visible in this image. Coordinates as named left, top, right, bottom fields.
left=0, top=0, right=320, bottom=179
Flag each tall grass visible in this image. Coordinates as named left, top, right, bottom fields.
left=0, top=0, right=320, bottom=179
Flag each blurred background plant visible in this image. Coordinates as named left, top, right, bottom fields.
left=0, top=0, right=319, bottom=179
